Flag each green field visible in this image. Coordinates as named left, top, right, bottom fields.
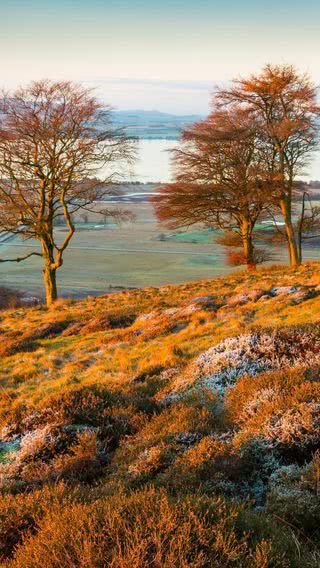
left=0, top=202, right=318, bottom=299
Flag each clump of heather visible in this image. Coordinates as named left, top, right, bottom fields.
left=170, top=327, right=320, bottom=397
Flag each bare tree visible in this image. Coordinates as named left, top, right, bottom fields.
left=0, top=80, right=135, bottom=306
left=152, top=107, right=273, bottom=270
left=218, top=64, right=320, bottom=268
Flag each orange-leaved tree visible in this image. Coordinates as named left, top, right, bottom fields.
left=152, top=106, right=273, bottom=270
left=218, top=64, right=320, bottom=268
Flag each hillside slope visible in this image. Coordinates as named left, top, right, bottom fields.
left=0, top=263, right=320, bottom=566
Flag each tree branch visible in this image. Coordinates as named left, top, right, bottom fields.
left=0, top=251, right=42, bottom=263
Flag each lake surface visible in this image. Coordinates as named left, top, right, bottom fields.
left=103, top=138, right=320, bottom=184
left=123, top=139, right=177, bottom=183
left=130, top=139, right=320, bottom=183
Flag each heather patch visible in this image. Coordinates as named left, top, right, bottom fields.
left=261, top=402, right=320, bottom=447
left=0, top=427, right=106, bottom=487
left=266, top=455, right=320, bottom=535
left=170, top=327, right=320, bottom=397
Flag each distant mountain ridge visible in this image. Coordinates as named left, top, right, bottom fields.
left=112, top=109, right=204, bottom=139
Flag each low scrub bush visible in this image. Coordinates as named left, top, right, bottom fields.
left=172, top=327, right=320, bottom=397
left=0, top=319, right=74, bottom=358
left=47, top=430, right=107, bottom=483
left=0, top=483, right=79, bottom=561
left=0, top=426, right=105, bottom=488
left=266, top=453, right=320, bottom=536
left=113, top=394, right=221, bottom=484
left=7, top=487, right=305, bottom=568
left=227, top=369, right=320, bottom=456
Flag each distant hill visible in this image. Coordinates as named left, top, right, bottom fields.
left=111, top=109, right=203, bottom=139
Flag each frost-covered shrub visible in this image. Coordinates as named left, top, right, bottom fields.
left=0, top=385, right=132, bottom=439
left=0, top=425, right=77, bottom=480
left=177, top=328, right=320, bottom=396
left=159, top=434, right=281, bottom=505
left=266, top=459, right=320, bottom=534
left=227, top=369, right=320, bottom=452
left=236, top=437, right=280, bottom=476
left=227, top=289, right=267, bottom=306
left=218, top=437, right=282, bottom=505
left=226, top=369, right=312, bottom=423
left=192, top=334, right=271, bottom=395
left=0, top=426, right=105, bottom=487
left=116, top=397, right=221, bottom=484
left=16, top=425, right=68, bottom=466
left=48, top=431, right=105, bottom=483
left=128, top=443, right=174, bottom=479
left=263, top=402, right=320, bottom=447
left=269, top=463, right=302, bottom=488
left=241, top=388, right=279, bottom=420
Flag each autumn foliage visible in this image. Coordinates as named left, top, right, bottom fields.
left=153, top=64, right=320, bottom=270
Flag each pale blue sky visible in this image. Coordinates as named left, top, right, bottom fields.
left=2, top=0, right=320, bottom=113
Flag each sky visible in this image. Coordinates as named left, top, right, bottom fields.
left=2, top=0, right=320, bottom=114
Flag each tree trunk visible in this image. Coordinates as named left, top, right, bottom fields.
left=241, top=219, right=256, bottom=271
left=41, top=239, right=58, bottom=307
left=43, top=265, right=58, bottom=307
left=297, top=192, right=307, bottom=265
left=297, top=220, right=303, bottom=266
left=279, top=197, right=300, bottom=268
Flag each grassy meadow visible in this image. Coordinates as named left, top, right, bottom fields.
left=0, top=197, right=319, bottom=299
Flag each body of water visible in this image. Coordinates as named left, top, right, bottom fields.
left=103, top=138, right=320, bottom=184
left=134, top=139, right=177, bottom=182
left=122, top=139, right=177, bottom=183
left=129, top=139, right=320, bottom=183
